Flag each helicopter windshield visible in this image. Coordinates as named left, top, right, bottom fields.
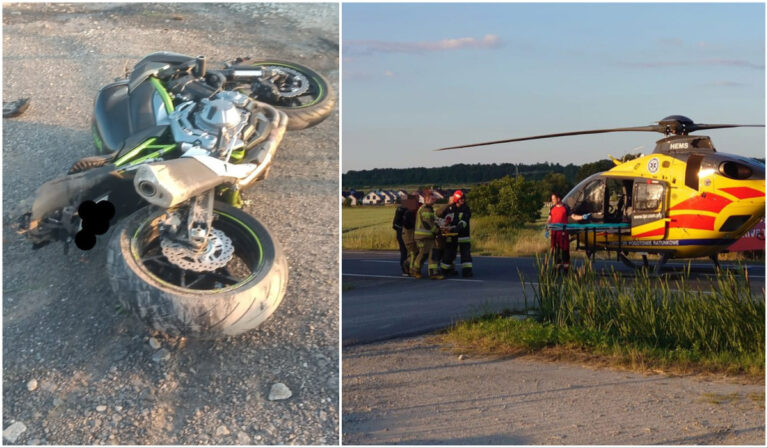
left=563, top=174, right=605, bottom=217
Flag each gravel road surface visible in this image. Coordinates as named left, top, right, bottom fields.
left=343, top=337, right=765, bottom=445
left=3, top=3, right=338, bottom=445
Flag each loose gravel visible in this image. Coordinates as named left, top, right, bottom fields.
left=3, top=3, right=339, bottom=445
left=343, top=337, right=765, bottom=445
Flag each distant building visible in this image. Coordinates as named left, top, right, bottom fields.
left=362, top=191, right=384, bottom=205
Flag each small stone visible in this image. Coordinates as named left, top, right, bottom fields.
left=3, top=422, right=27, bottom=443
left=236, top=431, right=250, bottom=444
left=53, top=398, right=63, bottom=407
left=268, top=383, right=292, bottom=401
left=96, top=405, right=107, bottom=412
left=115, top=406, right=122, bottom=411
left=148, top=338, right=161, bottom=350
left=215, top=425, right=230, bottom=436
left=152, top=349, right=171, bottom=362
left=26, top=379, right=38, bottom=391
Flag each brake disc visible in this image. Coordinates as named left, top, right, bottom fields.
left=160, top=229, right=235, bottom=272
left=268, top=66, right=309, bottom=99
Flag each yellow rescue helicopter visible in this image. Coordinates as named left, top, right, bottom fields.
left=436, top=115, right=765, bottom=272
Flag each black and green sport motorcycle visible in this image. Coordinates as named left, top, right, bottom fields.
left=17, top=52, right=335, bottom=338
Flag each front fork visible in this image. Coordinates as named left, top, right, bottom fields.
left=185, top=190, right=215, bottom=250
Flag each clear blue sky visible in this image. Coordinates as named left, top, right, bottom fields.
left=342, top=3, right=766, bottom=172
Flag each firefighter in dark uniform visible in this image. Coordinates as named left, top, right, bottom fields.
left=392, top=203, right=409, bottom=275
left=400, top=194, right=419, bottom=276
left=412, top=190, right=444, bottom=280
left=439, top=194, right=459, bottom=276
left=453, top=190, right=473, bottom=277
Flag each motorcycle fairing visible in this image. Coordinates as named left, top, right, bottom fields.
left=22, top=167, right=143, bottom=247
left=127, top=51, right=199, bottom=92
left=93, top=80, right=168, bottom=154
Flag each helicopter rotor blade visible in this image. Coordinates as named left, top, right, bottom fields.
left=434, top=125, right=662, bottom=151
left=689, top=123, right=765, bottom=132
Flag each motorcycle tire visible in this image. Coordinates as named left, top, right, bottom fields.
left=241, top=59, right=335, bottom=131
left=106, top=202, right=288, bottom=338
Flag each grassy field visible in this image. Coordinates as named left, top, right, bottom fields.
left=439, top=260, right=765, bottom=381
left=342, top=205, right=551, bottom=256
left=342, top=205, right=762, bottom=262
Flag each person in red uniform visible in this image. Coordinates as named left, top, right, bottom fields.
left=547, top=192, right=572, bottom=272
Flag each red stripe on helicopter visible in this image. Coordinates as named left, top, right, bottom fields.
left=719, top=187, right=765, bottom=200
left=633, top=228, right=665, bottom=238
left=669, top=214, right=715, bottom=231
left=669, top=193, right=731, bottom=213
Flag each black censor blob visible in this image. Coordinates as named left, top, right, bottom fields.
left=75, top=200, right=116, bottom=250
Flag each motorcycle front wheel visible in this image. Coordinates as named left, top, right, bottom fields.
left=106, top=202, right=287, bottom=338
left=233, top=59, right=335, bottom=130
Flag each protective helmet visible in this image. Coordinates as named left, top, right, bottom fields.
left=452, top=190, right=464, bottom=202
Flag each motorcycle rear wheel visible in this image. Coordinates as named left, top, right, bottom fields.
left=106, top=202, right=287, bottom=338
left=234, top=59, right=335, bottom=130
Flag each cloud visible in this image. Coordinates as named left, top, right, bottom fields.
left=704, top=80, right=747, bottom=87
left=656, top=38, right=684, bottom=47
left=343, top=70, right=373, bottom=81
left=345, top=34, right=502, bottom=56
left=384, top=70, right=395, bottom=77
left=622, top=58, right=764, bottom=70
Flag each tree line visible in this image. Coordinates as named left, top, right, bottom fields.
left=341, top=159, right=633, bottom=191
left=343, top=162, right=580, bottom=189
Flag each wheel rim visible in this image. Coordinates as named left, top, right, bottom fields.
left=130, top=210, right=264, bottom=293
left=251, top=62, right=326, bottom=108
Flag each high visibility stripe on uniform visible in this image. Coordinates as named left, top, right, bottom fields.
left=458, top=237, right=471, bottom=243
left=461, top=262, right=473, bottom=268
left=428, top=263, right=439, bottom=269
left=415, top=230, right=433, bottom=236
left=440, top=262, right=454, bottom=270
left=458, top=221, right=468, bottom=228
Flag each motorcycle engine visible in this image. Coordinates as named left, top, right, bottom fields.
left=168, top=91, right=251, bottom=152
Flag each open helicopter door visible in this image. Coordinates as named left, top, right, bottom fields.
left=630, top=179, right=668, bottom=239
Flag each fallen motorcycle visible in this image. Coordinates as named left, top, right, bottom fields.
left=17, top=52, right=335, bottom=338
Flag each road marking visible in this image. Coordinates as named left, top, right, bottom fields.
left=343, top=273, right=414, bottom=280
left=342, top=273, right=484, bottom=283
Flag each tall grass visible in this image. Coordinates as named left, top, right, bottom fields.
left=442, top=258, right=764, bottom=378
left=533, top=257, right=764, bottom=357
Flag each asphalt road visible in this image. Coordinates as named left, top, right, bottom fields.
left=342, top=250, right=765, bottom=346
left=3, top=3, right=338, bottom=445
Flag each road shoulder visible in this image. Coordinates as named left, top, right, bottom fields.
left=343, top=337, right=765, bottom=445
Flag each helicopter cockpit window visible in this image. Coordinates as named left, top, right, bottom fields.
left=634, top=183, right=664, bottom=212
left=577, top=179, right=605, bottom=215
left=719, top=161, right=753, bottom=180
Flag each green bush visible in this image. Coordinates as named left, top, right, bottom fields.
left=468, top=175, right=540, bottom=225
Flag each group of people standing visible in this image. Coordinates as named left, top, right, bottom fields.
left=393, top=189, right=472, bottom=280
